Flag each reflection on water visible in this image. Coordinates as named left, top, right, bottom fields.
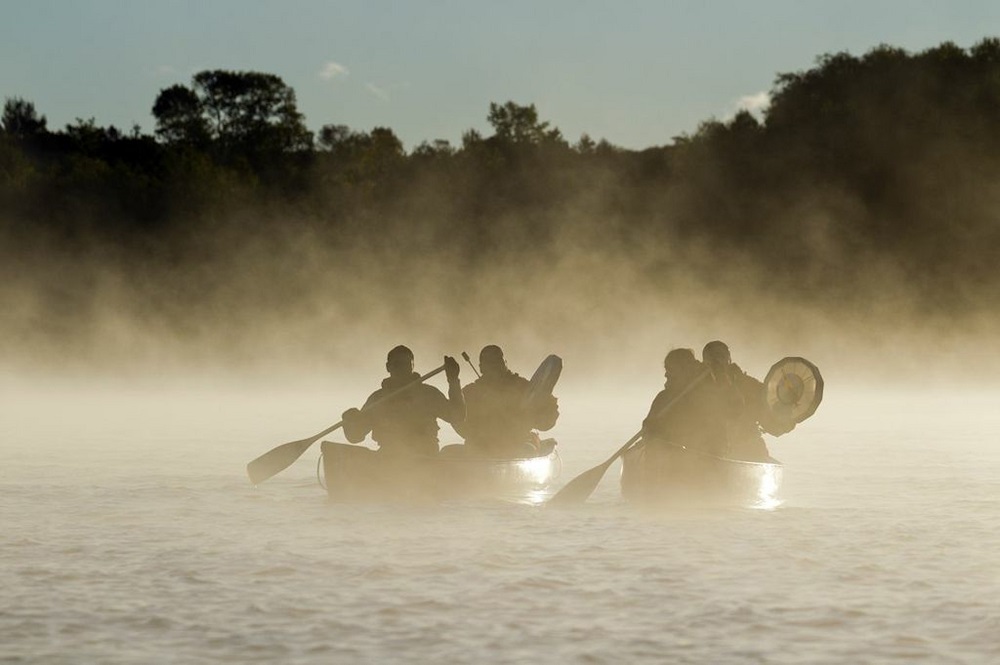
left=2, top=384, right=1000, bottom=663
left=755, top=464, right=782, bottom=510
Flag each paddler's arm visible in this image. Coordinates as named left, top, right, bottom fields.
left=530, top=394, right=559, bottom=431
left=342, top=391, right=379, bottom=443
left=730, top=365, right=771, bottom=424
left=438, top=355, right=466, bottom=425
left=641, top=389, right=670, bottom=431
left=451, top=384, right=471, bottom=437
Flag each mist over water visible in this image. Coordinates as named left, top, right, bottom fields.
left=4, top=195, right=998, bottom=389
left=3, top=376, right=999, bottom=663
left=4, top=179, right=998, bottom=662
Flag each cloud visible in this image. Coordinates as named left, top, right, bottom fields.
left=319, top=62, right=349, bottom=80
left=155, top=65, right=178, bottom=77
left=365, top=82, right=390, bottom=101
left=736, top=91, right=771, bottom=114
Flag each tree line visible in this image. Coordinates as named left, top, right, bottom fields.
left=4, top=38, right=1000, bottom=317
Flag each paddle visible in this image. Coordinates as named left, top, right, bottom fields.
left=245, top=364, right=447, bottom=485
left=546, top=431, right=644, bottom=507
left=547, top=370, right=709, bottom=507
left=461, top=351, right=481, bottom=378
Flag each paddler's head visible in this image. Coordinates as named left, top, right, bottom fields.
left=479, top=345, right=508, bottom=378
left=664, top=347, right=697, bottom=381
left=386, top=345, right=415, bottom=378
left=702, top=340, right=732, bottom=381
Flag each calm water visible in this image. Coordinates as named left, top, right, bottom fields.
left=2, top=380, right=999, bottom=663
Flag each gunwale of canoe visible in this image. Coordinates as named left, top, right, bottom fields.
left=621, top=439, right=783, bottom=510
left=320, top=439, right=560, bottom=504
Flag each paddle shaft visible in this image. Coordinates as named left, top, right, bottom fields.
left=613, top=370, right=710, bottom=463
left=619, top=370, right=710, bottom=455
left=352, top=364, right=448, bottom=418
left=318, top=364, right=449, bottom=438
left=605, top=430, right=644, bottom=469
left=461, top=351, right=481, bottom=378
left=246, top=364, right=447, bottom=485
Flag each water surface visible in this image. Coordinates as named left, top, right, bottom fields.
left=2, top=382, right=998, bottom=663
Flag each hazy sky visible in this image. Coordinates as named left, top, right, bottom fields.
left=2, top=0, right=999, bottom=150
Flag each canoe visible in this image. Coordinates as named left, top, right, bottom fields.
left=319, top=438, right=560, bottom=504
left=620, top=439, right=783, bottom=509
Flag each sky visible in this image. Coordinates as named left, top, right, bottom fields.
left=2, top=0, right=999, bottom=150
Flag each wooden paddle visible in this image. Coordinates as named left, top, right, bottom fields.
left=461, top=351, right=481, bottom=378
left=246, top=364, right=446, bottom=485
left=547, top=370, right=709, bottom=507
left=546, top=431, right=643, bottom=506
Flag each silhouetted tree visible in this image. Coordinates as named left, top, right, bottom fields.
left=411, top=139, right=455, bottom=159
left=151, top=84, right=210, bottom=146
left=153, top=70, right=312, bottom=157
left=574, top=133, right=597, bottom=154
left=316, top=124, right=353, bottom=153
left=194, top=70, right=312, bottom=153
left=487, top=101, right=565, bottom=145
left=1, top=97, right=48, bottom=138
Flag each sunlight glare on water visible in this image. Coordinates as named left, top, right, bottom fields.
left=2, top=379, right=999, bottom=663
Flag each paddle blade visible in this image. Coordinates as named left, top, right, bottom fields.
left=546, top=459, right=613, bottom=507
left=246, top=436, right=318, bottom=486
left=523, top=354, right=562, bottom=410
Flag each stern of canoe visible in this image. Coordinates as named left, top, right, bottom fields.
left=621, top=440, right=783, bottom=509
left=320, top=439, right=560, bottom=503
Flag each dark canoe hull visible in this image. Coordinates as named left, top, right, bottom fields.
left=620, top=441, right=783, bottom=509
left=320, top=439, right=560, bottom=504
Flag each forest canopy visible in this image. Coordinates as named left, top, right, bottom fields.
left=3, top=39, right=1000, bottom=370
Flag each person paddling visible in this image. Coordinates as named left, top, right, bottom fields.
left=342, top=346, right=464, bottom=456
left=453, top=345, right=559, bottom=457
left=701, top=340, right=771, bottom=461
left=640, top=347, right=710, bottom=449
